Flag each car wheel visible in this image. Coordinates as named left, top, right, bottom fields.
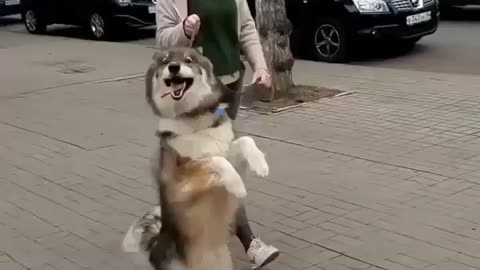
left=22, top=9, right=47, bottom=34
left=312, top=17, right=350, bottom=63
left=88, top=12, right=111, bottom=40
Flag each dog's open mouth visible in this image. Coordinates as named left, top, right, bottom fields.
left=161, top=76, right=194, bottom=101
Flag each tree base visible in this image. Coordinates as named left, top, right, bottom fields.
left=240, top=84, right=349, bottom=114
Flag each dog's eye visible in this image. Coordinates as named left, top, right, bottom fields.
left=162, top=57, right=169, bottom=65
left=185, top=57, right=193, bottom=63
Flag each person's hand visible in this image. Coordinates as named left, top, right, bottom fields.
left=183, top=14, right=200, bottom=39
left=251, top=68, right=272, bottom=88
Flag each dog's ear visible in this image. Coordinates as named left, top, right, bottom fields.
left=152, top=50, right=166, bottom=61
left=194, top=50, right=217, bottom=86
left=145, top=61, right=161, bottom=116
left=152, top=51, right=160, bottom=60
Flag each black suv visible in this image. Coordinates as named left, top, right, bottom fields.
left=248, top=0, right=439, bottom=63
left=21, top=0, right=156, bottom=40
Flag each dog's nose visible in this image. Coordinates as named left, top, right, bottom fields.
left=168, top=63, right=181, bottom=74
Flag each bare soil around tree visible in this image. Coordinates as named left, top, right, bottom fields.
left=240, top=84, right=347, bottom=114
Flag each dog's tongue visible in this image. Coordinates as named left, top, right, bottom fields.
left=170, top=82, right=186, bottom=98
left=171, top=82, right=184, bottom=91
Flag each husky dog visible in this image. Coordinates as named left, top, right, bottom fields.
left=122, top=47, right=270, bottom=269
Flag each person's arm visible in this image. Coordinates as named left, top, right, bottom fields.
left=237, top=0, right=268, bottom=72
left=156, top=0, right=190, bottom=48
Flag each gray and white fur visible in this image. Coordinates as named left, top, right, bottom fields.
left=124, top=47, right=269, bottom=270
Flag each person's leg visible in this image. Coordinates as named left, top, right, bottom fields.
left=235, top=204, right=255, bottom=251
left=236, top=204, right=280, bottom=269
left=225, top=72, right=280, bottom=269
left=224, top=80, right=242, bottom=120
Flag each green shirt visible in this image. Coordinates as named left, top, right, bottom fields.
left=188, top=0, right=243, bottom=77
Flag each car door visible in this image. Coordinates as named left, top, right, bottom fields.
left=50, top=0, right=80, bottom=24
left=22, top=0, right=60, bottom=23
left=63, top=0, right=103, bottom=25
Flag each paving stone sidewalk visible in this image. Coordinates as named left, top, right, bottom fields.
left=3, top=56, right=480, bottom=270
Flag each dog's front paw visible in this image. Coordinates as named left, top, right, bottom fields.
left=209, top=156, right=247, bottom=199
left=225, top=177, right=247, bottom=199
left=230, top=137, right=270, bottom=179
left=248, top=153, right=270, bottom=178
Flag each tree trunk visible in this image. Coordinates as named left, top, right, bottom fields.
left=255, top=0, right=295, bottom=101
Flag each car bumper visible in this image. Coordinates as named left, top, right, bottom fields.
left=0, top=3, right=22, bottom=17
left=111, top=3, right=156, bottom=27
left=353, top=5, right=439, bottom=40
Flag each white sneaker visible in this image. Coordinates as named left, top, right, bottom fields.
left=122, top=206, right=162, bottom=253
left=247, top=237, right=280, bottom=269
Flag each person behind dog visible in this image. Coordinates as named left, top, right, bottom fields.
left=147, top=0, right=279, bottom=269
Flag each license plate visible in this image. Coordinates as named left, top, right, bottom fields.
left=5, top=0, right=21, bottom=6
left=406, top=11, right=431, bottom=26
left=148, top=5, right=156, bottom=14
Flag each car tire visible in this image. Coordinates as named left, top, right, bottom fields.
left=22, top=9, right=47, bottom=34
left=311, top=17, right=350, bottom=63
left=88, top=12, right=112, bottom=40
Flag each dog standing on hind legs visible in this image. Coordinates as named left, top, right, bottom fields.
left=122, top=47, right=279, bottom=269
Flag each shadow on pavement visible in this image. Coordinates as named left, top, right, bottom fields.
left=440, top=6, right=480, bottom=21
left=349, top=40, right=426, bottom=63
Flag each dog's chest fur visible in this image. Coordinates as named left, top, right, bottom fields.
left=157, top=113, right=234, bottom=160
left=155, top=113, right=237, bottom=270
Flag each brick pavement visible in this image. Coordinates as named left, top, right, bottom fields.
left=3, top=47, right=480, bottom=270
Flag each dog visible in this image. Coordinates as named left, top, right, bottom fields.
left=122, top=47, right=269, bottom=269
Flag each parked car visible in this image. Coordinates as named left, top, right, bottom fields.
left=0, top=0, right=22, bottom=17
left=21, top=0, right=156, bottom=40
left=248, top=0, right=439, bottom=63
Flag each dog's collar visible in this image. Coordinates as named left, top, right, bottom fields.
left=214, top=108, right=226, bottom=115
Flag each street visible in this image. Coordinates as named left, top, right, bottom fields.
left=3, top=10, right=480, bottom=270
